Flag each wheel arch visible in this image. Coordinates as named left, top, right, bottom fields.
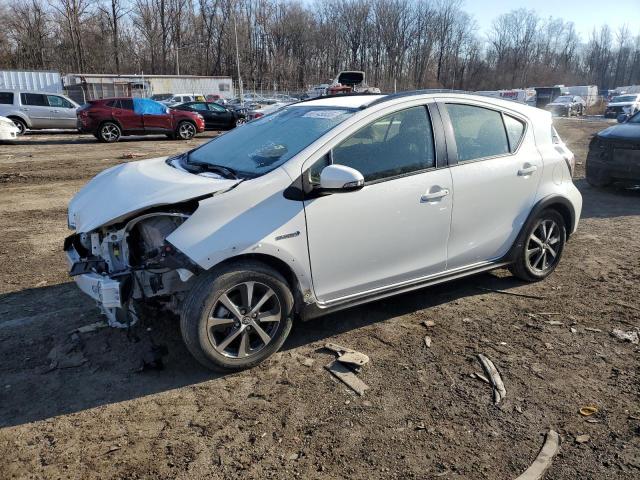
left=207, top=253, right=306, bottom=315
left=506, top=195, right=576, bottom=262
left=7, top=114, right=30, bottom=128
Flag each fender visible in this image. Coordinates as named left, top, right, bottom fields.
left=7, top=113, right=31, bottom=128
left=504, top=194, right=576, bottom=262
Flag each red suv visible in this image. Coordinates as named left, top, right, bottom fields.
left=77, top=97, right=205, bottom=142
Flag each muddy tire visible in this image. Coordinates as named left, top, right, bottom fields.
left=510, top=209, right=566, bottom=282
left=180, top=261, right=294, bottom=372
left=97, top=122, right=121, bottom=143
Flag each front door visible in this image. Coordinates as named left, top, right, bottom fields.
left=46, top=94, right=77, bottom=129
left=304, top=105, right=453, bottom=304
left=440, top=101, right=542, bottom=269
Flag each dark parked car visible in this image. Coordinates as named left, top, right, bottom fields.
left=586, top=112, right=640, bottom=188
left=77, top=97, right=205, bottom=142
left=545, top=95, right=586, bottom=117
left=171, top=101, right=245, bottom=130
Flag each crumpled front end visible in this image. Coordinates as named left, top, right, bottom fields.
left=64, top=207, right=200, bottom=328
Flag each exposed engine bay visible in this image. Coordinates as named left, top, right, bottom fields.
left=64, top=209, right=198, bottom=328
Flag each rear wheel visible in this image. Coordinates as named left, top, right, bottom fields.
left=97, top=122, right=121, bottom=142
left=9, top=117, right=26, bottom=135
left=180, top=261, right=294, bottom=372
left=510, top=210, right=566, bottom=282
left=175, top=121, right=196, bottom=140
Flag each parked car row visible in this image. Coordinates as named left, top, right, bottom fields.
left=604, top=94, right=640, bottom=119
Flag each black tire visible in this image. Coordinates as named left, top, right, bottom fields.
left=9, top=117, right=27, bottom=135
left=180, top=260, right=294, bottom=372
left=509, top=209, right=566, bottom=282
left=97, top=121, right=121, bottom=143
left=174, top=121, right=196, bottom=140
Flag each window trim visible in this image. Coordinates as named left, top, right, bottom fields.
left=328, top=104, right=440, bottom=186
left=438, top=100, right=528, bottom=167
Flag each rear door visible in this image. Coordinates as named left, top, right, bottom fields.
left=111, top=99, right=144, bottom=133
left=184, top=102, right=213, bottom=128
left=439, top=100, right=541, bottom=269
left=46, top=95, right=77, bottom=129
left=19, top=93, right=50, bottom=128
left=207, top=103, right=234, bottom=128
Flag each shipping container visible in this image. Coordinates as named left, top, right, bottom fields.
left=62, top=74, right=234, bottom=104
left=0, top=70, right=62, bottom=93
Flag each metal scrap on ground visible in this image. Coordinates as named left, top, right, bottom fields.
left=477, top=286, right=546, bottom=300
left=477, top=353, right=506, bottom=404
left=514, top=429, right=560, bottom=480
left=324, top=343, right=370, bottom=395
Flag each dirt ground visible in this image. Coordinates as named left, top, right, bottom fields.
left=0, top=121, right=638, bottom=480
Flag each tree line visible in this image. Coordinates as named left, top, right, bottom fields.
left=0, top=0, right=638, bottom=93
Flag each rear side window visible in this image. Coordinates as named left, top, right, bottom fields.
left=208, top=103, right=226, bottom=112
left=189, top=102, right=208, bottom=111
left=332, top=106, right=436, bottom=182
left=504, top=115, right=525, bottom=152
left=20, top=93, right=48, bottom=106
left=0, top=92, right=13, bottom=104
left=110, top=99, right=134, bottom=110
left=47, top=95, right=73, bottom=109
left=446, top=104, right=509, bottom=162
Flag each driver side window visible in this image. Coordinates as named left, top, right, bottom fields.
left=331, top=106, right=435, bottom=183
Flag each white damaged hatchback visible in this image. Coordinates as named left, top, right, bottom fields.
left=66, top=92, right=582, bottom=371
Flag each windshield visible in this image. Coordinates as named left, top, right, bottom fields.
left=187, top=105, right=356, bottom=177
left=612, top=95, right=637, bottom=103
left=150, top=94, right=172, bottom=101
left=555, top=96, right=572, bottom=103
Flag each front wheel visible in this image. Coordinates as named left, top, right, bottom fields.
left=180, top=261, right=294, bottom=372
left=10, top=117, right=27, bottom=135
left=509, top=210, right=566, bottom=282
left=175, top=121, right=196, bottom=140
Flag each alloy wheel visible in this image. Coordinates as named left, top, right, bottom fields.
left=179, top=122, right=196, bottom=139
left=12, top=119, right=26, bottom=135
left=101, top=124, right=120, bottom=141
left=525, top=219, right=561, bottom=274
left=206, top=281, right=282, bottom=359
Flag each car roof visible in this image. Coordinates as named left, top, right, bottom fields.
left=294, top=94, right=385, bottom=108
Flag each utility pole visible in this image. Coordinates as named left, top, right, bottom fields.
left=233, top=13, right=244, bottom=105
left=175, top=45, right=180, bottom=76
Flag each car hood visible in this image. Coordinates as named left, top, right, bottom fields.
left=68, top=157, right=239, bottom=232
left=608, top=102, right=635, bottom=107
left=597, top=124, right=640, bottom=142
left=547, top=102, right=571, bottom=107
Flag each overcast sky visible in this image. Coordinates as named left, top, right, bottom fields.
left=464, top=0, right=640, bottom=41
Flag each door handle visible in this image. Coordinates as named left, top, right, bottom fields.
left=518, top=164, right=538, bottom=176
left=421, top=188, right=450, bottom=202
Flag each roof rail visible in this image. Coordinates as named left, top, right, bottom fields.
left=365, top=89, right=469, bottom=108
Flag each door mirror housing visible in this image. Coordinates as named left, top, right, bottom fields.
left=319, top=164, right=365, bottom=192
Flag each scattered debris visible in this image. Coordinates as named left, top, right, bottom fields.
left=544, top=342, right=553, bottom=350
left=477, top=286, right=545, bottom=300
left=45, top=335, right=87, bottom=371
left=584, top=327, right=602, bottom=333
left=74, top=320, right=108, bottom=334
left=325, top=360, right=369, bottom=396
left=615, top=301, right=640, bottom=312
left=570, top=327, right=577, bottom=334
left=119, top=152, right=143, bottom=159
left=324, top=343, right=369, bottom=369
left=611, top=328, right=639, bottom=344
left=477, top=354, right=506, bottom=404
left=579, top=405, right=598, bottom=416
left=104, top=445, right=121, bottom=454
left=515, top=405, right=523, bottom=414
left=300, top=357, right=315, bottom=368
left=424, top=336, right=432, bottom=348
left=514, top=429, right=560, bottom=480
left=575, top=434, right=590, bottom=444
left=423, top=320, right=435, bottom=327
left=546, top=320, right=564, bottom=326
left=585, top=418, right=600, bottom=424
left=469, top=372, right=491, bottom=384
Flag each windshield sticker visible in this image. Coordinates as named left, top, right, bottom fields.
left=302, top=110, right=346, bottom=119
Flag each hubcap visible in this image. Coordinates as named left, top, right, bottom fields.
left=526, top=219, right=561, bottom=273
left=179, top=123, right=195, bottom=139
left=207, top=281, right=281, bottom=359
left=102, top=124, right=119, bottom=141
left=13, top=120, right=25, bottom=134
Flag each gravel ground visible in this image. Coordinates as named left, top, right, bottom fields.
left=0, top=121, right=638, bottom=479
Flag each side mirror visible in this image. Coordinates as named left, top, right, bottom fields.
left=319, top=164, right=364, bottom=192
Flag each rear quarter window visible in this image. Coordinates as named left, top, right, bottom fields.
left=503, top=115, right=525, bottom=152
left=0, top=92, right=14, bottom=104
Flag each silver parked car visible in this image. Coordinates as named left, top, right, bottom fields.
left=0, top=90, right=80, bottom=134
left=66, top=92, right=582, bottom=372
